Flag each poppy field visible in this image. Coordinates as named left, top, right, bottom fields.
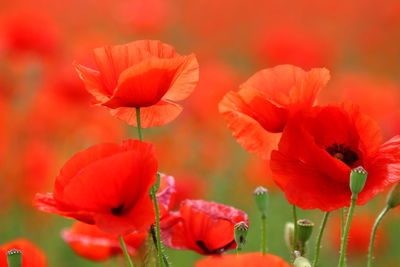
left=2, top=0, right=400, bottom=266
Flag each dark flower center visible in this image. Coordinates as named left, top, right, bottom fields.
left=325, top=142, right=359, bottom=167
left=111, top=203, right=125, bottom=216
left=196, top=240, right=235, bottom=255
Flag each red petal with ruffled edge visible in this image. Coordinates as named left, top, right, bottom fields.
left=61, top=222, right=146, bottom=261
left=161, top=200, right=248, bottom=255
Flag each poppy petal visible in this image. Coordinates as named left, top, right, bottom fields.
left=109, top=100, right=182, bottom=128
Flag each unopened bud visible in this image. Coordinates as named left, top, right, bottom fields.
left=293, top=251, right=312, bottom=267
left=234, top=221, right=249, bottom=251
left=284, top=222, right=294, bottom=251
left=7, top=249, right=22, bottom=267
left=297, top=219, right=314, bottom=244
left=350, top=166, right=368, bottom=195
left=387, top=183, right=400, bottom=209
left=253, top=186, right=269, bottom=216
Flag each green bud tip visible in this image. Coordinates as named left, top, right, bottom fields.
left=297, top=219, right=314, bottom=244
left=234, top=221, right=249, bottom=248
left=387, top=182, right=400, bottom=209
left=253, top=186, right=269, bottom=215
left=350, top=166, right=368, bottom=195
left=7, top=249, right=22, bottom=267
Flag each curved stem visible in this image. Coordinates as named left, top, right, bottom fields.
left=136, top=108, right=143, bottom=141
left=367, top=206, right=390, bottom=267
left=312, top=211, right=330, bottom=267
left=338, top=194, right=358, bottom=267
left=340, top=208, right=345, bottom=235
left=292, top=205, right=298, bottom=254
left=119, top=236, right=134, bottom=267
left=261, top=213, right=267, bottom=254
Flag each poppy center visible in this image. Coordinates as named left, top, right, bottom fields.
left=111, top=203, right=125, bottom=216
left=196, top=240, right=235, bottom=255
left=325, top=142, right=359, bottom=167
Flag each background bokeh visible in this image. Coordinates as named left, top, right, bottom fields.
left=1, top=0, right=400, bottom=266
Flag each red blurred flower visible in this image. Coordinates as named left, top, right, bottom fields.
left=0, top=10, right=60, bottom=57
left=34, top=139, right=157, bottom=235
left=61, top=222, right=147, bottom=262
left=75, top=40, right=199, bottom=127
left=173, top=174, right=207, bottom=209
left=0, top=238, right=47, bottom=267
left=327, top=213, right=387, bottom=255
left=219, top=64, right=330, bottom=159
left=270, top=104, right=400, bottom=211
left=195, top=252, right=290, bottom=267
left=161, top=199, right=248, bottom=255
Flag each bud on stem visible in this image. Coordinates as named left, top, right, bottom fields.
left=386, top=182, right=400, bottom=209
left=7, top=249, right=22, bottom=267
left=350, top=166, right=368, bottom=195
left=297, top=219, right=314, bottom=256
left=234, top=221, right=249, bottom=252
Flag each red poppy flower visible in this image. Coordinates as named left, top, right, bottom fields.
left=61, top=222, right=147, bottom=261
left=34, top=139, right=158, bottom=235
left=75, top=40, right=199, bottom=127
left=161, top=199, right=248, bottom=255
left=0, top=239, right=47, bottom=267
left=327, top=213, right=387, bottom=255
left=195, top=252, right=290, bottom=267
left=219, top=64, right=330, bottom=159
left=270, top=104, right=400, bottom=211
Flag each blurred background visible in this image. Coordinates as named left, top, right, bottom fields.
left=1, top=0, right=400, bottom=266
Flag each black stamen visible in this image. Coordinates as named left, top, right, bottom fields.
left=196, top=239, right=236, bottom=255
left=325, top=142, right=359, bottom=167
left=111, top=203, right=125, bottom=215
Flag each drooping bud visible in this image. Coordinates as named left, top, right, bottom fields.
left=297, top=219, right=314, bottom=244
left=349, top=166, right=368, bottom=195
left=293, top=251, right=312, bottom=267
left=234, top=221, right=249, bottom=251
left=387, top=183, right=400, bottom=209
left=284, top=222, right=295, bottom=251
left=7, top=249, right=22, bottom=267
left=253, top=186, right=269, bottom=216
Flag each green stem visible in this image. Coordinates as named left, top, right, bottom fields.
left=312, top=211, right=330, bottom=267
left=367, top=206, right=390, bottom=267
left=136, top=108, right=143, bottom=141
left=150, top=186, right=164, bottom=267
left=338, top=194, right=358, bottom=267
left=119, top=236, right=134, bottom=267
left=340, top=208, right=345, bottom=235
left=293, top=205, right=298, bottom=253
left=135, top=108, right=164, bottom=267
left=261, top=213, right=267, bottom=254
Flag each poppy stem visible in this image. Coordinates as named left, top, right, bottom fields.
left=150, top=184, right=164, bottom=267
left=119, top=236, right=134, bottom=267
left=340, top=208, right=345, bottom=236
left=338, top=194, right=357, bottom=267
left=292, top=205, right=298, bottom=254
left=136, top=108, right=143, bottom=141
left=367, top=206, right=390, bottom=267
left=312, top=211, right=330, bottom=267
left=261, top=213, right=267, bottom=255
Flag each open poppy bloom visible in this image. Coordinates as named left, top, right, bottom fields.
left=0, top=239, right=47, bottom=267
left=219, top=64, right=330, bottom=159
left=161, top=199, right=248, bottom=255
left=61, top=222, right=147, bottom=261
left=75, top=40, right=199, bottom=127
left=195, top=252, right=290, bottom=267
left=270, top=104, right=400, bottom=211
left=34, top=139, right=158, bottom=235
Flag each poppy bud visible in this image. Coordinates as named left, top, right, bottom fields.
left=234, top=221, right=249, bottom=251
left=349, top=166, right=368, bottom=195
left=387, top=182, right=400, bottom=209
left=7, top=249, right=22, bottom=267
left=293, top=251, right=311, bottom=267
left=253, top=186, right=269, bottom=216
left=297, top=219, right=314, bottom=244
left=284, top=222, right=295, bottom=251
